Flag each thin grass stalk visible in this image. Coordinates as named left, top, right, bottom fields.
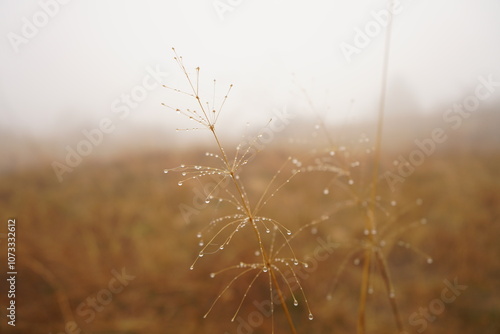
left=375, top=250, right=403, bottom=331
left=357, top=1, right=395, bottom=333
left=209, top=126, right=298, bottom=334
left=168, top=50, right=299, bottom=333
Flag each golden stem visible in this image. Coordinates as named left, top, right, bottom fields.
left=358, top=1, right=394, bottom=333
left=210, top=127, right=297, bottom=334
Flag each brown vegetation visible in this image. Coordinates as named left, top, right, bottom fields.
left=0, top=119, right=498, bottom=333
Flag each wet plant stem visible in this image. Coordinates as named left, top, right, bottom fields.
left=210, top=127, right=298, bottom=334
left=357, top=1, right=395, bottom=333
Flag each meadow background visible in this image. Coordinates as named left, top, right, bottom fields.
left=1, top=1, right=500, bottom=333
left=0, top=107, right=499, bottom=333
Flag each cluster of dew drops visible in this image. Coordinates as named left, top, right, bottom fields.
left=354, top=197, right=433, bottom=266
left=320, top=195, right=432, bottom=303
left=290, top=149, right=358, bottom=196
left=164, top=151, right=227, bottom=190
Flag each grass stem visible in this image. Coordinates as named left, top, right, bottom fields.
left=358, top=1, right=395, bottom=333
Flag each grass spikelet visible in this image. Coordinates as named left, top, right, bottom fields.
left=163, top=49, right=310, bottom=334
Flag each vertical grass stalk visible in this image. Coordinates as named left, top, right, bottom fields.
left=166, top=50, right=298, bottom=333
left=357, top=1, right=399, bottom=333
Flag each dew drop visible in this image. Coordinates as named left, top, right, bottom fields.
left=293, top=300, right=298, bottom=306
left=293, top=260, right=299, bottom=265
left=263, top=267, right=268, bottom=272
left=199, top=252, right=204, bottom=257
left=198, top=241, right=204, bottom=246
left=255, top=250, right=260, bottom=256
left=178, top=181, right=183, bottom=186
left=427, top=258, right=433, bottom=264
left=164, top=170, right=169, bottom=174
left=196, top=232, right=202, bottom=238
left=210, top=273, right=215, bottom=278
left=303, top=263, right=309, bottom=268
left=348, top=179, right=354, bottom=185
left=181, top=172, right=187, bottom=176
left=323, top=188, right=329, bottom=195
left=205, top=199, right=210, bottom=204
left=308, top=313, right=314, bottom=320
left=189, top=265, right=194, bottom=270
left=219, top=245, right=224, bottom=250
left=286, top=230, right=292, bottom=235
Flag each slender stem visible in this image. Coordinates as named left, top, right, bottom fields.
left=358, top=248, right=371, bottom=334
left=173, top=50, right=297, bottom=333
left=357, top=1, right=394, bottom=333
left=210, top=127, right=297, bottom=334
left=247, top=221, right=297, bottom=334
left=370, top=7, right=394, bottom=207
left=375, top=250, right=403, bottom=332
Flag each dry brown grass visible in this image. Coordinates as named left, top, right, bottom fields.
left=0, top=120, right=499, bottom=334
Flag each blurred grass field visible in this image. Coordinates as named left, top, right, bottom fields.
left=0, top=113, right=499, bottom=334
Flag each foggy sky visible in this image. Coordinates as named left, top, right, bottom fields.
left=1, top=0, right=500, bottom=138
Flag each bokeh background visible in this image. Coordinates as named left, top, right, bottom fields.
left=0, top=0, right=499, bottom=333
